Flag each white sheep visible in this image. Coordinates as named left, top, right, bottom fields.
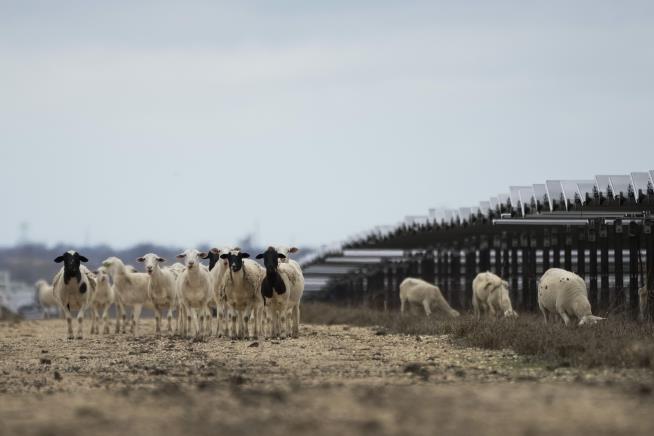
left=175, top=249, right=213, bottom=338
left=257, top=247, right=305, bottom=338
left=137, top=253, right=177, bottom=335
left=205, top=246, right=240, bottom=337
left=220, top=250, right=264, bottom=339
left=102, top=256, right=150, bottom=336
left=35, top=279, right=58, bottom=319
left=271, top=246, right=305, bottom=337
left=472, top=272, right=517, bottom=319
left=89, top=267, right=115, bottom=334
left=399, top=277, right=460, bottom=318
left=538, top=267, right=604, bottom=326
left=52, top=251, right=96, bottom=339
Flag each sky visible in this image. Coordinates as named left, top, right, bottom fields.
left=1, top=0, right=654, bottom=249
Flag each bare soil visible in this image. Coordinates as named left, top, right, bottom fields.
left=1, top=319, right=653, bottom=436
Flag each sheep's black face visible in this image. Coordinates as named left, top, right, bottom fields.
left=54, top=251, right=88, bottom=284
left=205, top=251, right=221, bottom=271
left=255, top=247, right=286, bottom=275
left=220, top=252, right=250, bottom=272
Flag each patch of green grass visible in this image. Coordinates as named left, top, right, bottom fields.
left=302, top=303, right=654, bottom=369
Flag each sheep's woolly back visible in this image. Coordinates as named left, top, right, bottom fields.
left=539, top=268, right=595, bottom=321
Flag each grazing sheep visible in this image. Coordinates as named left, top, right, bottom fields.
left=89, top=267, right=115, bottom=334
left=472, top=272, right=517, bottom=319
left=256, top=247, right=304, bottom=338
left=220, top=250, right=264, bottom=339
left=137, top=253, right=177, bottom=335
left=399, top=277, right=460, bottom=318
left=102, top=256, right=150, bottom=336
left=175, top=249, right=213, bottom=338
left=52, top=251, right=96, bottom=339
left=538, top=268, right=604, bottom=326
left=35, top=279, right=58, bottom=319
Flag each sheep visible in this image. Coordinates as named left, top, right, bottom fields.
left=89, top=267, right=115, bottom=334
left=35, top=279, right=58, bottom=319
left=175, top=249, right=213, bottom=338
left=256, top=247, right=305, bottom=338
left=399, top=277, right=460, bottom=318
left=137, top=253, right=177, bottom=335
left=102, top=256, right=150, bottom=336
left=52, top=251, right=96, bottom=339
left=205, top=246, right=240, bottom=337
left=472, top=272, right=517, bottom=319
left=270, top=246, right=305, bottom=337
left=538, top=268, right=604, bottom=326
left=219, top=250, right=264, bottom=339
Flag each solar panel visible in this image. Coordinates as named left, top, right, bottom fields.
left=533, top=184, right=549, bottom=212
left=608, top=175, right=633, bottom=198
left=518, top=186, right=536, bottom=216
left=576, top=181, right=597, bottom=205
left=479, top=201, right=491, bottom=216
left=545, top=180, right=565, bottom=211
left=489, top=197, right=500, bottom=211
left=631, top=172, right=651, bottom=201
left=459, top=207, right=472, bottom=223
left=560, top=180, right=594, bottom=209
left=595, top=175, right=613, bottom=197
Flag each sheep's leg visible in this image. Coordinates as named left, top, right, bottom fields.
left=540, top=307, right=549, bottom=324
left=291, top=305, right=300, bottom=338
left=204, top=307, right=212, bottom=337
left=101, top=304, right=111, bottom=334
left=473, top=300, right=480, bottom=320
left=422, top=300, right=432, bottom=317
left=559, top=312, right=571, bottom=326
left=230, top=310, right=238, bottom=340
left=153, top=305, right=162, bottom=335
left=166, top=306, right=174, bottom=333
left=91, top=307, right=99, bottom=334
left=114, top=303, right=124, bottom=334
left=216, top=304, right=224, bottom=337
left=400, top=298, right=406, bottom=315
left=62, top=305, right=74, bottom=339
left=76, top=307, right=85, bottom=339
left=132, top=304, right=143, bottom=336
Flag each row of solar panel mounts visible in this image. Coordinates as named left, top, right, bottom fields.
left=348, top=171, right=654, bottom=241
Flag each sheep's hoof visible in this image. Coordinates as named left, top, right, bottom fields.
left=68, top=334, right=75, bottom=340
left=76, top=335, right=83, bottom=340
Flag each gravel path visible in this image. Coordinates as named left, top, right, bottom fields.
left=1, top=320, right=653, bottom=436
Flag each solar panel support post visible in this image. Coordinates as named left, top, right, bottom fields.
left=552, top=229, right=561, bottom=268
left=614, top=222, right=625, bottom=312
left=599, top=223, right=610, bottom=311
left=588, top=224, right=599, bottom=308
left=451, top=249, right=461, bottom=309
left=646, top=221, right=654, bottom=321
left=628, top=222, right=641, bottom=319
left=564, top=229, right=573, bottom=271
left=510, top=233, right=519, bottom=308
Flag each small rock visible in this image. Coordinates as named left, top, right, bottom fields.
left=415, top=336, right=422, bottom=342
left=39, top=358, right=51, bottom=365
left=41, top=350, right=49, bottom=354
left=403, top=363, right=430, bottom=381
left=249, top=342, right=259, bottom=348
left=53, top=371, right=62, bottom=381
left=374, top=330, right=387, bottom=336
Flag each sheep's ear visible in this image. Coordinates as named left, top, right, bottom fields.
left=54, top=256, right=64, bottom=263
left=176, top=254, right=186, bottom=259
left=198, top=252, right=208, bottom=259
left=210, top=248, right=221, bottom=255
left=278, top=253, right=287, bottom=259
left=255, top=253, right=264, bottom=259
left=79, top=255, right=89, bottom=263
left=219, top=254, right=229, bottom=259
left=240, top=252, right=250, bottom=259
left=136, top=257, right=145, bottom=263
left=289, top=247, right=299, bottom=253
left=157, top=257, right=166, bottom=263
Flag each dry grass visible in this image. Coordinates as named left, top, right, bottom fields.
left=302, top=303, right=654, bottom=370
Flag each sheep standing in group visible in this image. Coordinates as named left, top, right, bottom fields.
left=271, top=246, right=305, bottom=337
left=175, top=249, right=213, bottom=338
left=52, top=251, right=96, bottom=339
left=102, top=256, right=150, bottom=336
left=220, top=250, right=264, bottom=339
left=472, top=272, right=518, bottom=319
left=89, top=267, right=115, bottom=334
left=206, top=246, right=239, bottom=337
left=399, top=277, right=460, bottom=318
left=538, top=267, right=604, bottom=326
left=137, top=253, right=178, bottom=335
left=35, top=279, right=58, bottom=319
left=256, top=247, right=304, bottom=338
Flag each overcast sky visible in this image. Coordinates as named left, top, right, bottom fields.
left=1, top=0, right=653, bottom=249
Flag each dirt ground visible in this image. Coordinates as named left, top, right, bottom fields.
left=1, top=320, right=653, bottom=436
